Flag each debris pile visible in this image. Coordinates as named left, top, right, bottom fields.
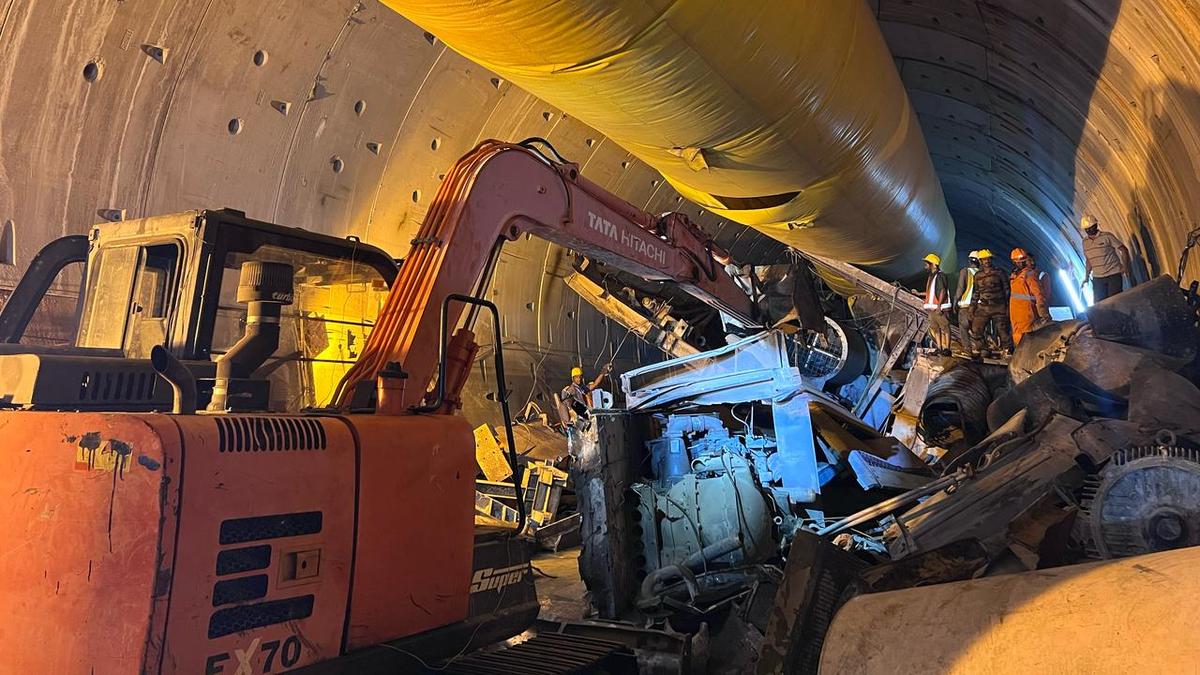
left=756, top=274, right=1200, bottom=673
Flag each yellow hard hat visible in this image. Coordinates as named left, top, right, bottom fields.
left=923, top=253, right=941, bottom=266
left=1080, top=215, right=1099, bottom=230
left=976, top=249, right=994, bottom=259
left=570, top=366, right=584, bottom=378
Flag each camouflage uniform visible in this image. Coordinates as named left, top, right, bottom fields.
left=969, top=265, right=1013, bottom=355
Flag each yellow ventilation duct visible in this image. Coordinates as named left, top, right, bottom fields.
left=383, top=0, right=956, bottom=275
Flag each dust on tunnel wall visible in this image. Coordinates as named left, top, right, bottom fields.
left=0, top=0, right=784, bottom=425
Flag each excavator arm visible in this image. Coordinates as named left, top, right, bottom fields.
left=333, top=139, right=757, bottom=411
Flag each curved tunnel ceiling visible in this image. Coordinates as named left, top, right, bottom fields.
left=874, top=0, right=1200, bottom=284
left=0, top=0, right=777, bottom=424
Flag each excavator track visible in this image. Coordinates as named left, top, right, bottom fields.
left=437, top=632, right=636, bottom=674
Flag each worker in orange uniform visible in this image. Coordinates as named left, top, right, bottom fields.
left=921, top=253, right=952, bottom=355
left=1009, top=248, right=1051, bottom=345
left=1027, top=253, right=1052, bottom=306
left=955, top=251, right=981, bottom=353
left=968, top=250, right=1013, bottom=358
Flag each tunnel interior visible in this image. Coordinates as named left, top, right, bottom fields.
left=876, top=0, right=1198, bottom=294
left=3, top=2, right=1200, bottom=673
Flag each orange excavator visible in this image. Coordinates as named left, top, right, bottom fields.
left=0, top=139, right=755, bottom=673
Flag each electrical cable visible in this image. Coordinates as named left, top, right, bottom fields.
left=517, top=136, right=570, bottom=164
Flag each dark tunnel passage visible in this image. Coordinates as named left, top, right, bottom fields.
left=876, top=0, right=1200, bottom=308
left=875, top=0, right=1123, bottom=302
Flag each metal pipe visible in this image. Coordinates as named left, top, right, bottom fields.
left=637, top=535, right=742, bottom=607
left=209, top=262, right=294, bottom=412
left=151, top=345, right=197, bottom=415
left=820, top=547, right=1200, bottom=673
left=415, top=292, right=526, bottom=535
left=815, top=470, right=967, bottom=537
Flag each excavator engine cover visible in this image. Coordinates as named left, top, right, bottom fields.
left=0, top=410, right=477, bottom=673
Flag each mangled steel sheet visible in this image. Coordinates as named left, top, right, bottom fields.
left=1127, top=367, right=1200, bottom=438
left=1061, top=334, right=1189, bottom=396
left=1087, top=275, right=1199, bottom=360
left=1008, top=320, right=1084, bottom=385
left=886, top=414, right=1085, bottom=558
left=986, top=362, right=1127, bottom=431
left=621, top=331, right=806, bottom=410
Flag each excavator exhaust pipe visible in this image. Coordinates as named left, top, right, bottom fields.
left=150, top=345, right=197, bottom=415
left=208, top=261, right=294, bottom=411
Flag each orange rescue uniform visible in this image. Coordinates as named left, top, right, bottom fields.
left=1010, top=267, right=1050, bottom=344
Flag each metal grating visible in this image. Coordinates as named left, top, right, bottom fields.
left=216, top=545, right=273, bottom=575
left=78, top=369, right=158, bottom=402
left=443, top=631, right=631, bottom=674
left=208, top=595, right=314, bottom=639
left=215, top=416, right=326, bottom=453
left=219, top=512, right=322, bottom=545
left=212, top=574, right=269, bottom=607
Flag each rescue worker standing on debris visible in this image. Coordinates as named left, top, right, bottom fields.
left=968, top=250, right=1014, bottom=358
left=955, top=251, right=981, bottom=353
left=1009, top=248, right=1051, bottom=345
left=1028, top=252, right=1052, bottom=305
left=1080, top=215, right=1131, bottom=302
left=921, top=253, right=952, bottom=355
left=559, top=363, right=611, bottom=425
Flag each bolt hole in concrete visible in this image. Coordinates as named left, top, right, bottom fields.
left=331, top=156, right=344, bottom=174
left=411, top=189, right=421, bottom=203
left=253, top=49, right=268, bottom=67
left=228, top=118, right=243, bottom=135
left=82, top=60, right=102, bottom=82
left=431, top=137, right=441, bottom=151
left=354, top=100, right=366, bottom=116
left=0, top=219, right=14, bottom=265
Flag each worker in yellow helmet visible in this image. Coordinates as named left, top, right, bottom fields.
left=558, top=363, right=612, bottom=424
left=920, top=253, right=952, bottom=355
left=967, top=250, right=1014, bottom=358
left=955, top=251, right=982, bottom=353
left=1009, top=248, right=1051, bottom=344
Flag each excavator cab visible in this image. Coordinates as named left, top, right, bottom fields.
left=0, top=209, right=397, bottom=411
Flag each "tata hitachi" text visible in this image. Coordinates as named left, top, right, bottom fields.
left=586, top=211, right=667, bottom=265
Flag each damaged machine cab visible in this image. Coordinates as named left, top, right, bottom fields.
left=0, top=209, right=395, bottom=411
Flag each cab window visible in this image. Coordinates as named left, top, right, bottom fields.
left=77, top=243, right=181, bottom=355
left=210, top=245, right=390, bottom=410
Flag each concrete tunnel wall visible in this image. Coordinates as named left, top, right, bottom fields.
left=0, top=0, right=783, bottom=424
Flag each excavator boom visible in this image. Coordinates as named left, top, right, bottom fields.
left=334, top=140, right=756, bottom=410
